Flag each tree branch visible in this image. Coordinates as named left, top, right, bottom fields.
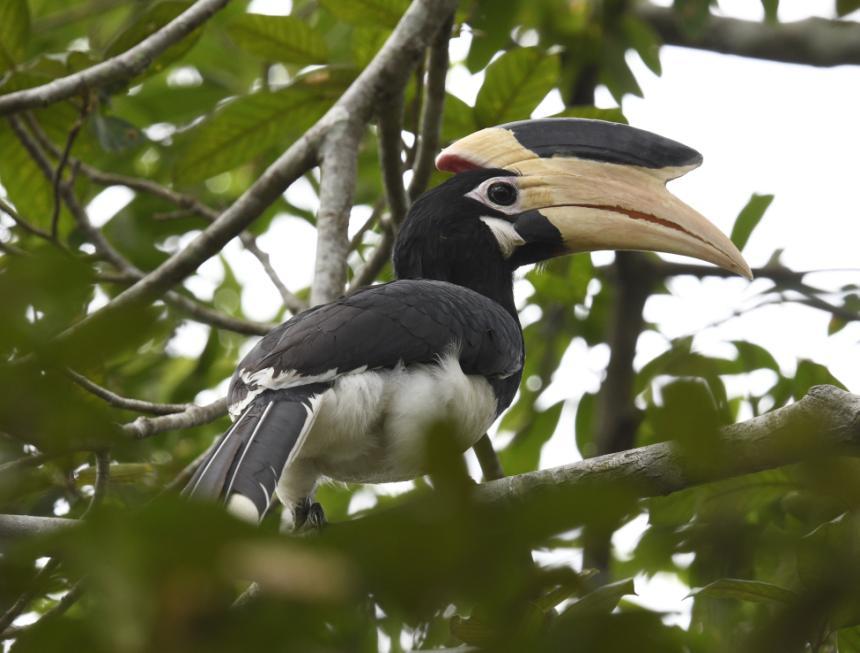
left=122, top=397, right=228, bottom=439
left=376, top=90, right=409, bottom=227
left=0, top=0, right=230, bottom=116
left=311, top=120, right=362, bottom=305
left=408, top=12, right=452, bottom=201
left=635, top=3, right=860, bottom=67
left=66, top=369, right=189, bottom=415
left=6, top=385, right=858, bottom=539
left=474, top=385, right=860, bottom=506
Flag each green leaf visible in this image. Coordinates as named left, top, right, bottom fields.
left=441, top=92, right=476, bottom=142
left=622, top=16, right=662, bottom=75
left=226, top=13, right=328, bottom=65
left=104, top=2, right=201, bottom=80
left=837, top=0, right=860, bottom=16
left=730, top=193, right=773, bottom=252
left=0, top=121, right=59, bottom=232
left=0, top=0, right=31, bottom=73
left=839, top=625, right=860, bottom=653
left=90, top=112, right=146, bottom=152
left=793, top=359, right=846, bottom=397
left=562, top=578, right=636, bottom=619
left=499, top=400, right=564, bottom=475
left=691, top=578, right=797, bottom=604
left=172, top=71, right=347, bottom=184
left=549, top=106, right=628, bottom=124
left=599, top=39, right=643, bottom=102
left=319, top=0, right=410, bottom=28
left=474, top=48, right=559, bottom=127
left=732, top=340, right=780, bottom=373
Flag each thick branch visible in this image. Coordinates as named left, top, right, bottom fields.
left=6, top=385, right=858, bottom=540
left=636, top=3, right=860, bottom=67
left=0, top=0, right=230, bottom=115
left=311, top=120, right=362, bottom=305
left=475, top=385, right=860, bottom=505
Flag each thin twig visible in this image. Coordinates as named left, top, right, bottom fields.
left=50, top=104, right=88, bottom=240
left=0, top=194, right=53, bottom=241
left=66, top=370, right=189, bottom=415
left=349, top=229, right=394, bottom=291
left=123, top=397, right=228, bottom=439
left=408, top=12, right=452, bottom=201
left=0, top=583, right=83, bottom=641
left=240, top=233, right=306, bottom=313
left=0, top=452, right=60, bottom=474
left=473, top=434, right=505, bottom=482
left=376, top=90, right=409, bottom=227
left=0, top=0, right=231, bottom=116
left=80, top=449, right=111, bottom=519
left=348, top=199, right=386, bottom=252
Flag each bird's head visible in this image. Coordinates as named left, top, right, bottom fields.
left=394, top=118, right=751, bottom=285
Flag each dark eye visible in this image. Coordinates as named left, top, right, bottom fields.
left=487, top=181, right=517, bottom=206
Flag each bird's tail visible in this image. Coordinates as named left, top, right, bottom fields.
left=182, top=388, right=324, bottom=522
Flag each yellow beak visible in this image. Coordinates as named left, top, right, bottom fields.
left=437, top=119, right=752, bottom=279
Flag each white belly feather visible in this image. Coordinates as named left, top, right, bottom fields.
left=274, top=354, right=498, bottom=505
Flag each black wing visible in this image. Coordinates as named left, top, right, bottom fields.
left=228, top=279, right=523, bottom=414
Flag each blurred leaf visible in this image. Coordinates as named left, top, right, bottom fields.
left=226, top=13, right=328, bottom=65
left=441, top=92, right=476, bottom=142
left=474, top=47, right=559, bottom=127
left=104, top=2, right=202, bottom=82
left=319, top=0, right=410, bottom=27
left=561, top=577, right=636, bottom=619
left=0, top=0, right=30, bottom=73
left=622, top=15, right=662, bottom=75
left=691, top=578, right=797, bottom=604
left=600, top=38, right=643, bottom=102
left=0, top=121, right=64, bottom=233
left=499, top=400, right=564, bottom=475
left=465, top=0, right=517, bottom=73
left=730, top=193, right=773, bottom=252
left=549, top=105, right=628, bottom=124
left=173, top=70, right=348, bottom=184
left=732, top=340, right=780, bottom=373
left=827, top=294, right=860, bottom=336
left=793, top=359, right=846, bottom=398
left=90, top=112, right=146, bottom=152
left=839, top=625, right=860, bottom=653
left=837, top=0, right=860, bottom=16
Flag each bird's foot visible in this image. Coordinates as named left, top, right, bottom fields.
left=292, top=496, right=326, bottom=532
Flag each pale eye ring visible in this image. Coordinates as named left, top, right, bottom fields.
left=487, top=181, right=518, bottom=206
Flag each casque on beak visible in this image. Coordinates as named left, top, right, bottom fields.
left=436, top=118, right=752, bottom=279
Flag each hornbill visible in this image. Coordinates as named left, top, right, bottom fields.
left=184, top=118, right=751, bottom=524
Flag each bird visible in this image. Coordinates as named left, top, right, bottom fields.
left=183, top=118, right=751, bottom=526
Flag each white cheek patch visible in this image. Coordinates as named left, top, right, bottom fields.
left=479, top=217, right=525, bottom=258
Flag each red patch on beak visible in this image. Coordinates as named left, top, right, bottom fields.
left=435, top=153, right=480, bottom=173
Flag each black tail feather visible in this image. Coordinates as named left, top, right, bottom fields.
left=182, top=388, right=324, bottom=520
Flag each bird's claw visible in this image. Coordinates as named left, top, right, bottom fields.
left=292, top=497, right=326, bottom=532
